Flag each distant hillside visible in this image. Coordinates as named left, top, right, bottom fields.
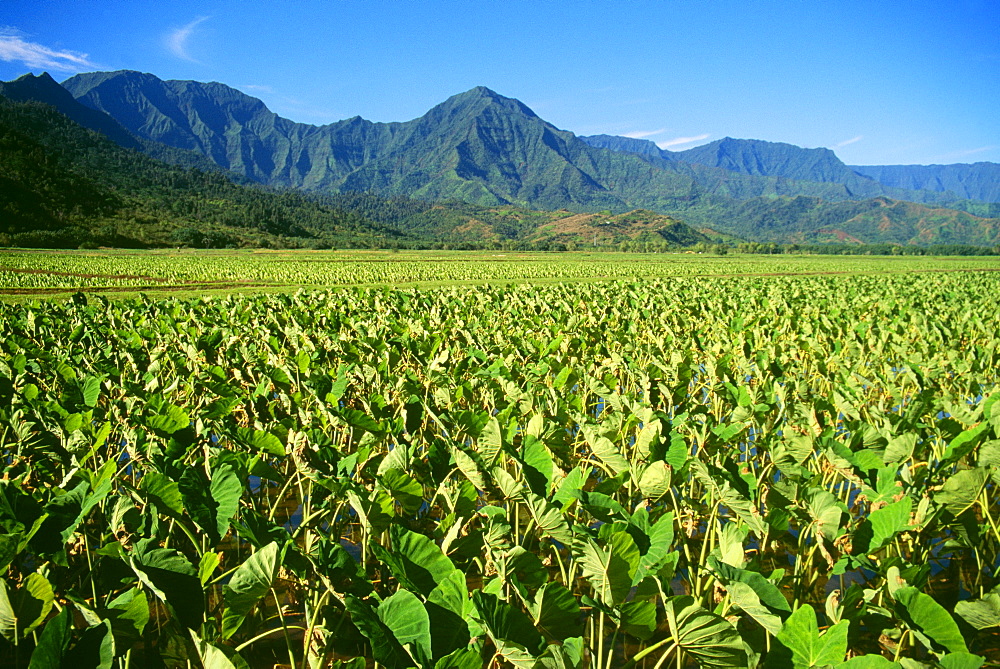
left=63, top=71, right=988, bottom=214
left=1, top=69, right=995, bottom=248
left=851, top=163, right=1000, bottom=204
left=0, top=95, right=405, bottom=248
left=673, top=138, right=874, bottom=190
left=580, top=134, right=1000, bottom=209
left=523, top=210, right=709, bottom=247
left=674, top=195, right=1000, bottom=246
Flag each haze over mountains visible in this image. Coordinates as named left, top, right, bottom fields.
left=2, top=69, right=999, bottom=248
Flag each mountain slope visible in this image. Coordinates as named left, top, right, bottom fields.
left=43, top=70, right=1000, bottom=246
left=0, top=72, right=140, bottom=149
left=63, top=71, right=947, bottom=210
left=581, top=133, right=1000, bottom=209
left=0, top=95, right=405, bottom=248
left=673, top=138, right=872, bottom=188
left=851, top=163, right=1000, bottom=203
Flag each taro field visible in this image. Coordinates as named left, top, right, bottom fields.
left=0, top=252, right=999, bottom=668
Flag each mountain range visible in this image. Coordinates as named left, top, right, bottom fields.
left=579, top=134, right=1000, bottom=205
left=2, top=69, right=999, bottom=248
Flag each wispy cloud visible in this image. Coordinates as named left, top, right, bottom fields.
left=657, top=133, right=710, bottom=150
left=934, top=145, right=999, bottom=162
left=165, top=16, right=210, bottom=63
left=623, top=128, right=665, bottom=139
left=0, top=27, right=98, bottom=72
left=834, top=135, right=863, bottom=148
left=242, top=84, right=274, bottom=94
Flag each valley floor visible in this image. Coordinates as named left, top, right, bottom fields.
left=1, top=249, right=998, bottom=300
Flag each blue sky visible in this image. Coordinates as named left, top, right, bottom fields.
left=1, top=0, right=997, bottom=166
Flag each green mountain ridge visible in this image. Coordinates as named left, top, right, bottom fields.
left=0, top=82, right=712, bottom=250
left=851, top=162, right=1000, bottom=203
left=64, top=70, right=993, bottom=214
left=0, top=94, right=408, bottom=248
left=3, top=70, right=998, bottom=248
left=580, top=134, right=1000, bottom=207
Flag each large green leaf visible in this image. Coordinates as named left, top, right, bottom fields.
left=938, top=653, right=985, bottom=669
left=573, top=532, right=637, bottom=608
left=954, top=588, right=1000, bottom=630
left=0, top=572, right=54, bottom=642
left=583, top=427, right=630, bottom=477
left=451, top=445, right=488, bottom=491
left=374, top=526, right=458, bottom=597
left=477, top=416, right=503, bottom=469
left=106, top=587, right=149, bottom=651
left=209, top=459, right=242, bottom=540
left=235, top=428, right=285, bottom=456
left=346, top=596, right=414, bottom=669
left=883, top=434, right=917, bottom=465
left=471, top=591, right=544, bottom=669
left=935, top=469, right=987, bottom=516
left=146, top=403, right=189, bottom=434
left=663, top=595, right=747, bottom=668
left=27, top=606, right=72, bottom=669
left=533, top=637, right=584, bottom=669
left=852, top=497, right=912, bottom=555
left=620, top=599, right=658, bottom=640
left=222, top=541, right=279, bottom=638
left=139, top=471, right=185, bottom=518
left=521, top=492, right=573, bottom=545
left=711, top=559, right=789, bottom=617
left=190, top=629, right=238, bottom=669
left=940, top=423, right=991, bottom=465
left=894, top=586, right=968, bottom=654
left=727, top=581, right=783, bottom=634
left=378, top=589, right=432, bottom=668
left=637, top=461, right=671, bottom=501
left=520, top=435, right=554, bottom=497
left=129, top=539, right=203, bottom=629
left=773, top=605, right=848, bottom=668
left=432, top=647, right=483, bottom=669
left=531, top=582, right=582, bottom=642
left=73, top=620, right=115, bottom=669
left=426, top=597, right=472, bottom=662
left=691, top=460, right=768, bottom=537
left=381, top=468, right=425, bottom=516
left=634, top=511, right=675, bottom=583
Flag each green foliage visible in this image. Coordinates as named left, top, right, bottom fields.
left=0, top=259, right=998, bottom=666
left=0, top=96, right=406, bottom=249
left=45, top=70, right=1000, bottom=247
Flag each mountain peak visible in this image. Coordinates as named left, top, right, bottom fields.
left=435, top=86, right=540, bottom=121
left=4, top=71, right=67, bottom=99
left=466, top=85, right=501, bottom=97
left=0, top=71, right=140, bottom=149
left=13, top=71, right=57, bottom=85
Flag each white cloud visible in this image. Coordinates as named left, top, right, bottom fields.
left=0, top=27, right=98, bottom=72
left=242, top=84, right=274, bottom=94
left=933, top=145, right=999, bottom=162
left=657, top=133, right=710, bottom=150
left=834, top=135, right=863, bottom=148
left=165, top=16, right=210, bottom=63
left=623, top=128, right=666, bottom=139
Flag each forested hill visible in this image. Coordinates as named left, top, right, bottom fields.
left=61, top=70, right=986, bottom=213
left=580, top=134, right=1000, bottom=208
left=0, top=95, right=407, bottom=248
left=0, top=90, right=713, bottom=250
left=4, top=70, right=1000, bottom=248
left=851, top=163, right=1000, bottom=204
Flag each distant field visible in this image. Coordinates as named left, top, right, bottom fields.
left=1, top=249, right=998, bottom=297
